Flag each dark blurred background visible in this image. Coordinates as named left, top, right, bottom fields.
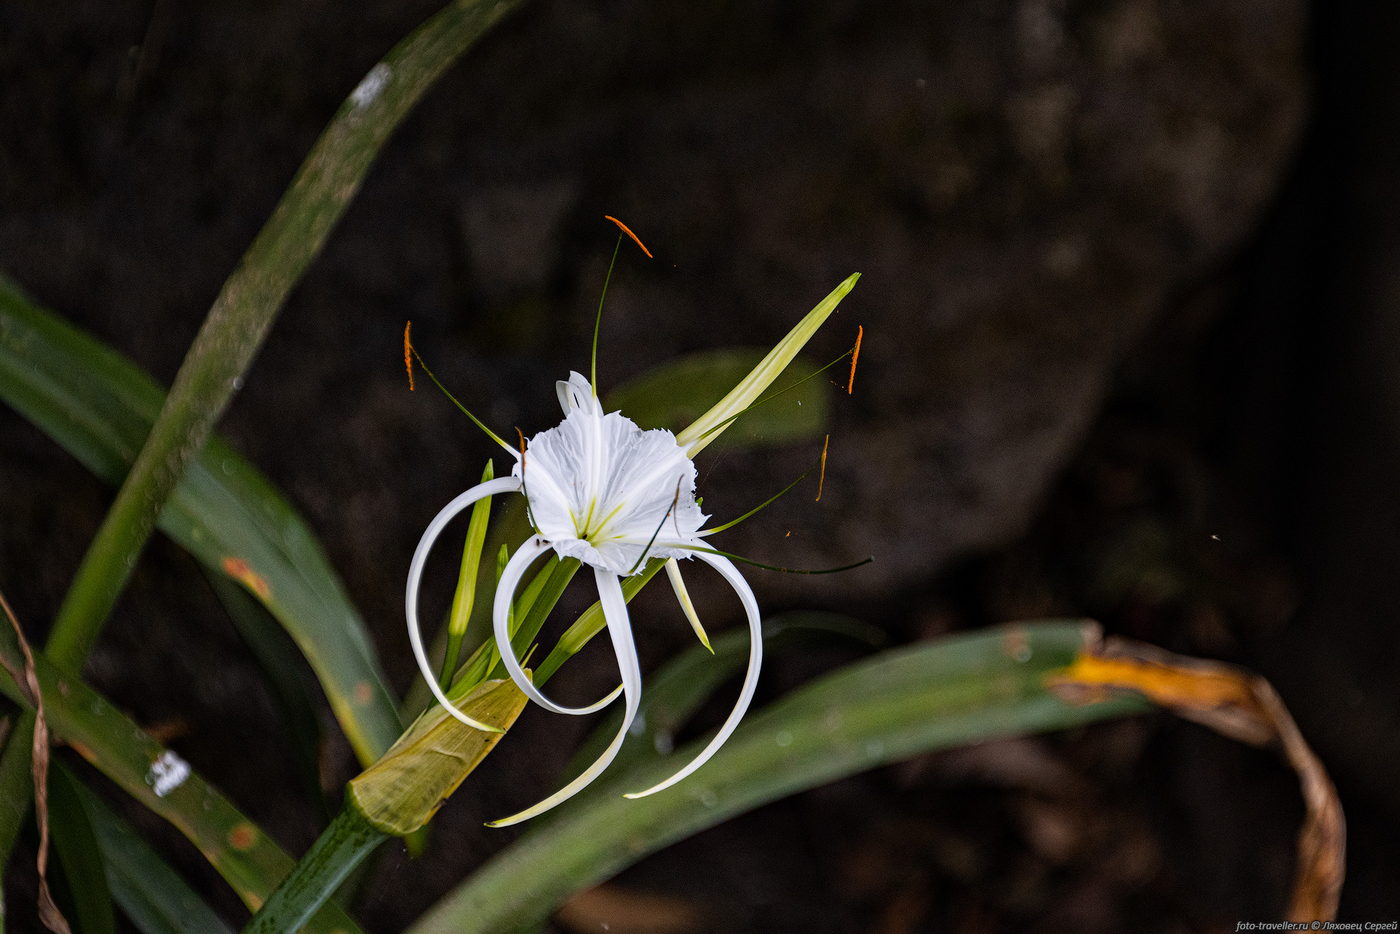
left=2, top=0, right=1398, bottom=930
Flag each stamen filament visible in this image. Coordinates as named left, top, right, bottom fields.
left=403, top=332, right=513, bottom=454
left=591, top=236, right=623, bottom=394
left=625, top=478, right=683, bottom=576
left=700, top=468, right=812, bottom=536
left=679, top=544, right=873, bottom=576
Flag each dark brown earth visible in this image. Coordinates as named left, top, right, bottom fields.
left=2, top=0, right=1398, bottom=931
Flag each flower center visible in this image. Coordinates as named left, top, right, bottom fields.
left=517, top=372, right=706, bottom=576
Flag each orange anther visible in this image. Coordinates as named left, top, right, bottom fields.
left=403, top=321, right=416, bottom=391
left=604, top=215, right=654, bottom=258
left=846, top=325, right=863, bottom=394
left=815, top=434, right=830, bottom=502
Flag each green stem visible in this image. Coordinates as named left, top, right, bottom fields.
left=241, top=807, right=385, bottom=934
left=47, top=0, right=526, bottom=669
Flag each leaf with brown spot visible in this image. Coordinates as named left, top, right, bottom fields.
left=220, top=557, right=271, bottom=600
left=0, top=602, right=364, bottom=933
left=0, top=277, right=402, bottom=766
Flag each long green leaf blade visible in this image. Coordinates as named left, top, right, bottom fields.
left=606, top=349, right=830, bottom=449
left=562, top=612, right=882, bottom=780
left=42, top=0, right=526, bottom=671
left=408, top=621, right=1149, bottom=934
left=47, top=767, right=118, bottom=934
left=0, top=276, right=400, bottom=765
left=64, top=767, right=237, bottom=934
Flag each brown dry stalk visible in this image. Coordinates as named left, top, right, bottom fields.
left=1048, top=637, right=1345, bottom=922
left=0, top=589, right=72, bottom=934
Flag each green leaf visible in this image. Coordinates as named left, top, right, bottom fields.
left=606, top=349, right=830, bottom=450
left=562, top=612, right=882, bottom=780
left=206, top=573, right=330, bottom=819
left=674, top=273, right=858, bottom=456
left=0, top=617, right=363, bottom=933
left=240, top=808, right=383, bottom=934
left=407, top=621, right=1149, bottom=934
left=47, top=766, right=118, bottom=934
left=63, top=767, right=236, bottom=934
left=0, top=714, right=35, bottom=867
left=0, top=276, right=401, bottom=767
left=38, top=0, right=528, bottom=673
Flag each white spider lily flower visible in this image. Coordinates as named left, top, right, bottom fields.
left=406, top=372, right=761, bottom=826
left=404, top=272, right=858, bottom=826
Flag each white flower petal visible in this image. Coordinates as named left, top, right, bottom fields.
left=487, top=567, right=643, bottom=827
left=406, top=476, right=524, bottom=732
left=492, top=538, right=622, bottom=716
left=624, top=551, right=762, bottom=798
left=520, top=374, right=706, bottom=576
left=556, top=370, right=601, bottom=416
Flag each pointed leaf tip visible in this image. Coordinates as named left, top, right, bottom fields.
left=677, top=274, right=861, bottom=456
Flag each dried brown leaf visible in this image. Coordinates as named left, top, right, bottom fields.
left=0, top=589, right=72, bottom=934
left=1047, top=637, right=1344, bottom=921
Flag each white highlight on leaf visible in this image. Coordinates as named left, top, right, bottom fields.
left=350, top=63, right=392, bottom=111
left=147, top=751, right=190, bottom=798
